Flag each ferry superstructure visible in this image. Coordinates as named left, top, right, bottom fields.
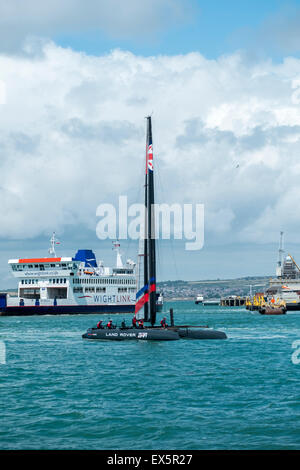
left=0, top=237, right=138, bottom=316
left=264, top=232, right=300, bottom=310
left=266, top=254, right=300, bottom=310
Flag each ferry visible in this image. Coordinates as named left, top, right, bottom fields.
left=0, top=236, right=138, bottom=316
left=266, top=254, right=300, bottom=310
left=195, top=294, right=204, bottom=305
left=265, top=232, right=300, bottom=311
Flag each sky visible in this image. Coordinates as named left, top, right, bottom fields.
left=2, top=1, right=300, bottom=286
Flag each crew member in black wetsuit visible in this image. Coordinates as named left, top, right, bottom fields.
left=160, top=317, right=168, bottom=328
left=138, top=319, right=144, bottom=329
left=132, top=315, right=137, bottom=328
left=97, top=320, right=103, bottom=329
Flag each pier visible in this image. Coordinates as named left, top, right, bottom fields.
left=220, top=296, right=247, bottom=307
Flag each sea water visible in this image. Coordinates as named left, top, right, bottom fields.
left=0, top=302, right=299, bottom=450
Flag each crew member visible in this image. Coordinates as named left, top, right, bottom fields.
left=138, top=319, right=144, bottom=329
left=132, top=315, right=137, bottom=328
left=160, top=317, right=168, bottom=328
left=107, top=319, right=113, bottom=329
left=97, top=320, right=103, bottom=329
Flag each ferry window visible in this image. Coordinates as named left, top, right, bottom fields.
left=28, top=265, right=33, bottom=268
left=40, top=265, right=45, bottom=271
left=60, top=279, right=63, bottom=284
left=85, top=287, right=95, bottom=293
left=64, top=279, right=66, bottom=283
left=73, top=287, right=83, bottom=293
left=34, top=264, right=39, bottom=268
left=21, top=280, right=24, bottom=284
left=50, top=264, right=55, bottom=268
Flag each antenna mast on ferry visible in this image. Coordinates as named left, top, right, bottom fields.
left=112, top=240, right=124, bottom=268
left=276, top=231, right=284, bottom=277
left=48, top=232, right=60, bottom=257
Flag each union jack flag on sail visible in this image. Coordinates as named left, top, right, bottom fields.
left=146, top=137, right=153, bottom=173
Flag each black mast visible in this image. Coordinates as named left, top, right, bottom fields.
left=146, top=116, right=157, bottom=326
left=143, top=126, right=149, bottom=322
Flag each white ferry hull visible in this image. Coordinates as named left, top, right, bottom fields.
left=0, top=303, right=135, bottom=316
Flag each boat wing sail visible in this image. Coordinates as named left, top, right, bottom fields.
left=135, top=117, right=157, bottom=325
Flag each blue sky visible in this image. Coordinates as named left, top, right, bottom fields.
left=2, top=0, right=300, bottom=286
left=54, top=0, right=298, bottom=58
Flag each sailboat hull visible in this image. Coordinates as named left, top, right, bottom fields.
left=177, top=328, right=227, bottom=339
left=82, top=327, right=180, bottom=341
left=82, top=326, right=227, bottom=341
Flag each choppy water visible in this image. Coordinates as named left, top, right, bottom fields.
left=0, top=302, right=299, bottom=450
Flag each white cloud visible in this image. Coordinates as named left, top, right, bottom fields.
left=1, top=42, right=300, bottom=245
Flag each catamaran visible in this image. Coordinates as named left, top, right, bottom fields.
left=82, top=117, right=227, bottom=341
